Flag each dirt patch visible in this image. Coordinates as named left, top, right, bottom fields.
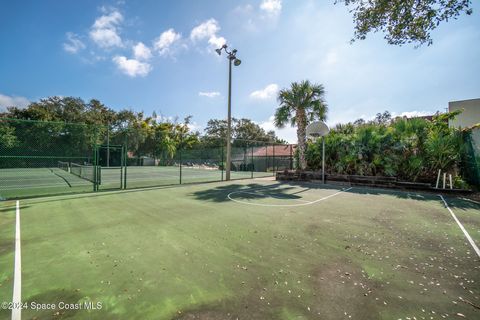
left=175, top=310, right=238, bottom=320
left=463, top=191, right=480, bottom=203
left=312, top=258, right=383, bottom=320
left=173, top=283, right=283, bottom=320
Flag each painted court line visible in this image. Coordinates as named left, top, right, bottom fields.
left=228, top=187, right=352, bottom=207
left=458, top=197, right=480, bottom=206
left=12, top=200, right=22, bottom=320
left=439, top=195, right=480, bottom=258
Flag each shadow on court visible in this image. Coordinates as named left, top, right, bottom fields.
left=4, top=178, right=478, bottom=211
left=191, top=181, right=345, bottom=203
left=344, top=184, right=480, bottom=210
left=191, top=183, right=269, bottom=202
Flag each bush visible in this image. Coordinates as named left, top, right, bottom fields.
left=306, top=111, right=465, bottom=182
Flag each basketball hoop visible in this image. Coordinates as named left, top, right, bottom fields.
left=306, top=121, right=329, bottom=184
left=306, top=121, right=329, bottom=138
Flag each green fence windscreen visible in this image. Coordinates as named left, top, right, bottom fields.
left=0, top=118, right=294, bottom=199
left=0, top=118, right=103, bottom=198
left=462, top=128, right=480, bottom=187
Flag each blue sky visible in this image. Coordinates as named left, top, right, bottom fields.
left=1, top=0, right=479, bottom=142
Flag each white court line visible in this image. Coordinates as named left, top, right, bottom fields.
left=228, top=187, right=352, bottom=207
left=458, top=197, right=480, bottom=206
left=439, top=195, right=480, bottom=258
left=1, top=183, right=77, bottom=191
left=12, top=200, right=22, bottom=320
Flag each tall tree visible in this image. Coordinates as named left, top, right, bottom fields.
left=274, top=80, right=328, bottom=170
left=338, top=0, right=473, bottom=46
left=203, top=118, right=283, bottom=147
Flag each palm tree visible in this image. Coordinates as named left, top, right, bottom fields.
left=274, top=80, right=328, bottom=170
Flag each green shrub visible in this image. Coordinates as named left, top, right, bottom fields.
left=306, top=111, right=465, bottom=182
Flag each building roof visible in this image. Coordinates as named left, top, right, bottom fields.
left=251, top=145, right=296, bottom=157
left=449, top=98, right=480, bottom=104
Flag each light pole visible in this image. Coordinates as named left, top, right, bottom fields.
left=216, top=44, right=241, bottom=181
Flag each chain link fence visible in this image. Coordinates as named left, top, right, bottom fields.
left=461, top=128, right=480, bottom=187
left=0, top=118, right=293, bottom=199
left=0, top=118, right=105, bottom=199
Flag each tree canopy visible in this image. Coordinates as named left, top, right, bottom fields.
left=306, top=110, right=468, bottom=185
left=339, top=0, right=473, bottom=46
left=0, top=96, right=286, bottom=163
left=203, top=118, right=285, bottom=147
left=275, top=80, right=328, bottom=170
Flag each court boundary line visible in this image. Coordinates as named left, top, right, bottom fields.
left=12, top=200, right=22, bottom=320
left=0, top=177, right=275, bottom=206
left=439, top=195, right=480, bottom=258
left=458, top=197, right=480, bottom=206
left=227, top=187, right=352, bottom=207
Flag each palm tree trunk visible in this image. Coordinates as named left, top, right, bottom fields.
left=296, top=109, right=307, bottom=170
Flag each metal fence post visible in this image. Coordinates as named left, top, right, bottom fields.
left=250, top=143, right=253, bottom=179
left=272, top=142, right=275, bottom=176
left=221, top=143, right=224, bottom=181
left=120, top=145, right=124, bottom=189
left=124, top=134, right=128, bottom=189
left=265, top=144, right=268, bottom=174
left=179, top=138, right=183, bottom=185
left=93, top=144, right=97, bottom=192
left=107, top=122, right=110, bottom=167
left=290, top=144, right=293, bottom=170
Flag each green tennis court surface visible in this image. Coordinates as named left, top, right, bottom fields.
left=1, top=179, right=479, bottom=319
left=0, top=166, right=273, bottom=199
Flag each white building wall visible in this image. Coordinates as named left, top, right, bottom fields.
left=448, top=98, right=480, bottom=129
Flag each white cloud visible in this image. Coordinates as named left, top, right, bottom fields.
left=394, top=110, right=435, bottom=118
left=190, top=19, right=220, bottom=41
left=234, top=4, right=254, bottom=15
left=92, top=9, right=123, bottom=29
left=324, top=49, right=339, bottom=67
left=327, top=109, right=438, bottom=127
left=190, top=19, right=227, bottom=49
left=187, top=121, right=202, bottom=132
left=231, top=1, right=281, bottom=32
left=258, top=116, right=297, bottom=143
left=133, top=42, right=152, bottom=60
left=63, top=32, right=86, bottom=54
left=154, top=114, right=175, bottom=123
left=112, top=56, right=152, bottom=77
left=153, top=29, right=182, bottom=56
left=199, top=91, right=220, bottom=98
left=89, top=10, right=123, bottom=48
left=208, top=35, right=226, bottom=48
left=0, top=93, right=30, bottom=112
left=260, top=0, right=282, bottom=16
left=250, top=84, right=279, bottom=100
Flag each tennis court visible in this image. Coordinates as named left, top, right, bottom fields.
left=0, top=118, right=290, bottom=201
left=1, top=179, right=478, bottom=319
left=0, top=165, right=274, bottom=199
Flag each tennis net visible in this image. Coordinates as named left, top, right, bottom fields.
left=58, top=161, right=70, bottom=172
left=70, top=163, right=95, bottom=183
